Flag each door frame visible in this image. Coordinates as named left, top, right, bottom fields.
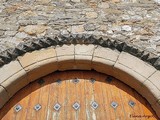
left=0, top=35, right=160, bottom=118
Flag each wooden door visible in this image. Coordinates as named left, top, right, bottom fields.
left=0, top=71, right=158, bottom=120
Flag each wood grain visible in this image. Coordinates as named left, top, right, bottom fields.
left=0, top=71, right=158, bottom=120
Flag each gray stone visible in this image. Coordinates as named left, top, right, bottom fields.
left=5, top=31, right=17, bottom=36
left=0, top=31, right=4, bottom=36
left=131, top=15, right=143, bottom=22
left=15, top=32, right=29, bottom=39
left=71, top=0, right=81, bottom=3
left=98, top=2, right=109, bottom=9
left=154, top=0, right=160, bottom=4
left=122, top=25, right=132, bottom=32
left=121, top=15, right=130, bottom=21
left=84, top=23, right=96, bottom=31
left=0, top=24, right=19, bottom=31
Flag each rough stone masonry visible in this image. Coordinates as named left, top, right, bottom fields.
left=0, top=0, right=160, bottom=56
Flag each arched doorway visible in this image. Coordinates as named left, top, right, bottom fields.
left=0, top=71, right=158, bottom=120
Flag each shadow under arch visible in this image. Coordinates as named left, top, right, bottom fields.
left=0, top=70, right=159, bottom=119
left=0, top=44, right=160, bottom=118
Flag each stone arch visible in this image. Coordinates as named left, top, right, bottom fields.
left=0, top=35, right=160, bottom=118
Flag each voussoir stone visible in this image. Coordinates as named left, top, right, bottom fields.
left=18, top=47, right=57, bottom=68
left=56, top=44, right=75, bottom=71
left=18, top=47, right=58, bottom=82
left=75, top=44, right=96, bottom=70
left=115, top=52, right=156, bottom=78
left=0, top=60, right=28, bottom=97
left=148, top=71, right=160, bottom=91
left=93, top=46, right=120, bottom=66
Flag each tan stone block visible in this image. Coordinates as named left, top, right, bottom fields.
left=0, top=61, right=24, bottom=84
left=75, top=44, right=95, bottom=64
left=139, top=80, right=160, bottom=104
left=114, top=62, right=147, bottom=86
left=25, top=58, right=58, bottom=82
left=148, top=71, right=160, bottom=91
left=56, top=44, right=74, bottom=57
left=93, top=57, right=116, bottom=67
left=75, top=44, right=95, bottom=56
left=0, top=86, right=9, bottom=108
left=1, top=69, right=28, bottom=97
left=113, top=65, right=159, bottom=105
left=18, top=47, right=56, bottom=68
left=116, top=52, right=156, bottom=78
left=75, top=55, right=92, bottom=62
left=93, top=47, right=120, bottom=62
left=56, top=45, right=75, bottom=71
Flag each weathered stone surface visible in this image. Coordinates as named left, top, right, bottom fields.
left=148, top=71, right=160, bottom=90
left=18, top=47, right=56, bottom=68
left=115, top=52, right=156, bottom=78
left=0, top=0, right=159, bottom=57
left=0, top=61, right=24, bottom=84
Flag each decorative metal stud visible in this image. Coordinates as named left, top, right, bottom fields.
left=90, top=78, right=95, bottom=84
left=106, top=76, right=113, bottom=83
left=56, top=79, right=62, bottom=85
left=38, top=79, right=45, bottom=85
left=91, top=101, right=99, bottom=109
left=129, top=100, right=135, bottom=107
left=14, top=104, right=22, bottom=112
left=34, top=104, right=42, bottom=111
left=73, top=102, right=80, bottom=110
left=54, top=103, right=61, bottom=111
left=111, top=101, right=118, bottom=109
left=72, top=78, right=79, bottom=84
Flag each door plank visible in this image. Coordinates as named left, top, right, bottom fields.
left=57, top=72, right=67, bottom=120
left=66, top=71, right=77, bottom=120
left=110, top=77, right=126, bottom=119
left=0, top=70, right=159, bottom=120
left=99, top=74, right=111, bottom=120
left=76, top=71, right=86, bottom=120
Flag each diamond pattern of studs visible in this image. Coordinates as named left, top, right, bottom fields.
left=129, top=100, right=135, bottom=107
left=34, top=104, right=42, bottom=111
left=91, top=101, right=99, bottom=109
left=54, top=103, right=61, bottom=111
left=111, top=101, right=118, bottom=109
left=72, top=78, right=79, bottom=84
left=73, top=102, right=80, bottom=110
left=90, top=78, right=95, bottom=84
left=14, top=104, right=22, bottom=112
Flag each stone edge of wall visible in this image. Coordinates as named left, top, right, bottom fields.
left=0, top=44, right=160, bottom=118
left=0, top=34, right=159, bottom=70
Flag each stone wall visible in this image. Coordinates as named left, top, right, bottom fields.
left=0, top=0, right=160, bottom=56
